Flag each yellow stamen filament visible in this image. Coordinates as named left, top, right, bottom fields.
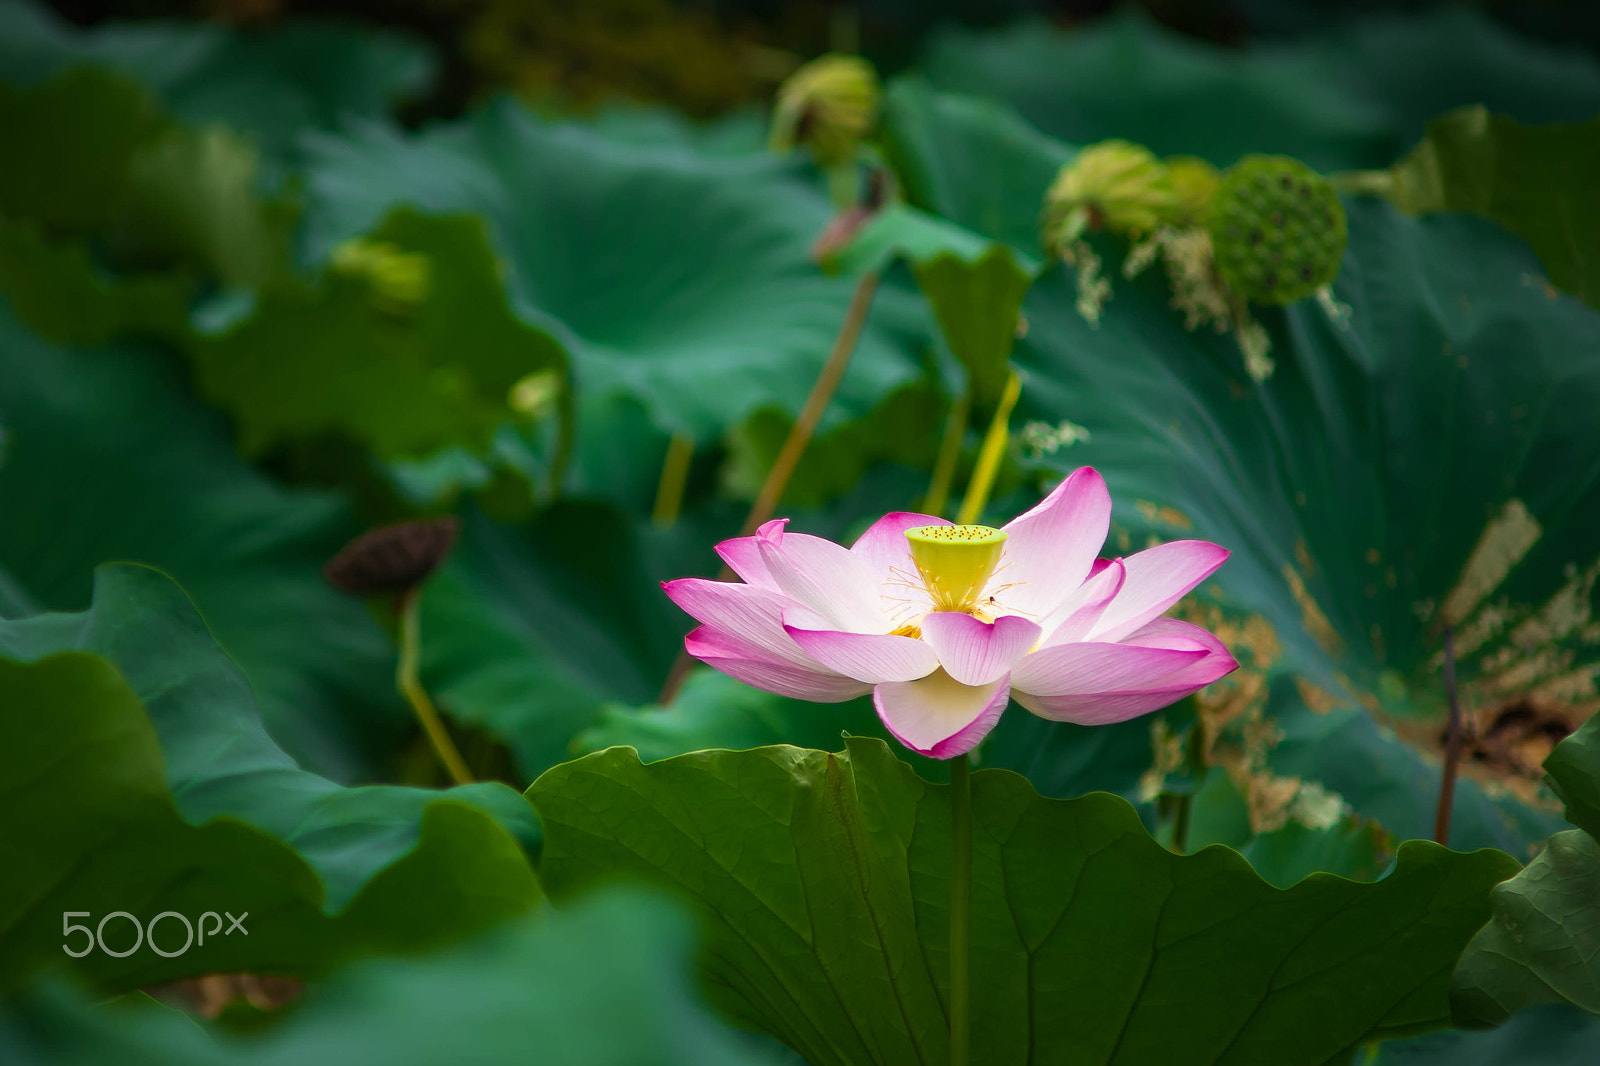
left=905, top=525, right=1008, bottom=614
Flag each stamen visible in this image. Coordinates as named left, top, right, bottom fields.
left=905, top=525, right=1008, bottom=614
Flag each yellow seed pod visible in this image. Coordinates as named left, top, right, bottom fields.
left=769, top=54, right=880, bottom=168
left=1164, top=155, right=1220, bottom=226
left=1042, top=139, right=1177, bottom=252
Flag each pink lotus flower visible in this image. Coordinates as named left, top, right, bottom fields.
left=663, top=467, right=1238, bottom=759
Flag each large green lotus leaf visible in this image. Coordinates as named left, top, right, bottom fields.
left=298, top=97, right=930, bottom=444
left=0, top=890, right=786, bottom=1066
left=0, top=66, right=288, bottom=287
left=880, top=77, right=1072, bottom=256
left=1548, top=709, right=1600, bottom=837
left=529, top=736, right=1518, bottom=1066
left=190, top=208, right=568, bottom=460
left=918, top=10, right=1386, bottom=171
left=0, top=562, right=540, bottom=993
left=1451, top=713, right=1600, bottom=1026
left=0, top=216, right=189, bottom=346
left=1385, top=107, right=1600, bottom=309
left=1373, top=1004, right=1600, bottom=1064
left=417, top=502, right=689, bottom=781
left=1010, top=199, right=1600, bottom=855
left=919, top=9, right=1600, bottom=171
left=0, top=0, right=433, bottom=170
left=0, top=304, right=404, bottom=780
left=879, top=88, right=1596, bottom=856
left=576, top=666, right=1167, bottom=809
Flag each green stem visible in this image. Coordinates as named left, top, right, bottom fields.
left=1434, top=623, right=1464, bottom=846
left=923, top=384, right=971, bottom=519
left=397, top=590, right=473, bottom=786
left=1171, top=792, right=1192, bottom=855
left=949, top=753, right=972, bottom=1066
left=548, top=371, right=576, bottom=504
left=956, top=370, right=1021, bottom=526
left=651, top=432, right=695, bottom=528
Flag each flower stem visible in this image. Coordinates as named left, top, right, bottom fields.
left=396, top=590, right=473, bottom=786
left=656, top=270, right=881, bottom=706
left=651, top=432, right=696, bottom=528
left=955, top=370, right=1022, bottom=526
left=1434, top=623, right=1464, bottom=846
left=922, top=384, right=971, bottom=519
left=1171, top=792, right=1192, bottom=854
left=548, top=374, right=576, bottom=504
left=741, top=271, right=880, bottom=540
left=949, top=752, right=972, bottom=1066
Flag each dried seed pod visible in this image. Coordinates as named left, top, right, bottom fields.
left=1207, top=154, right=1347, bottom=306
left=768, top=54, right=880, bottom=168
left=324, top=516, right=461, bottom=597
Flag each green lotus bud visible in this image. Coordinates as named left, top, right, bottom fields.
left=1042, top=140, right=1176, bottom=252
left=1206, top=155, right=1347, bottom=306
left=769, top=54, right=880, bottom=168
left=1164, top=155, right=1220, bottom=226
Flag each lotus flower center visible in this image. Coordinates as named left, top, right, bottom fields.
left=905, top=525, right=1007, bottom=614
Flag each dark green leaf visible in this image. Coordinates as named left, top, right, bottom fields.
left=1384, top=106, right=1600, bottom=308
left=0, top=563, right=539, bottom=993
left=529, top=736, right=1519, bottom=1066
left=881, top=77, right=1071, bottom=255
left=189, top=208, right=568, bottom=459
left=0, top=304, right=404, bottom=780
left=918, top=9, right=1600, bottom=171
left=299, top=98, right=931, bottom=443
left=0, top=890, right=783, bottom=1066
left=888, top=87, right=1597, bottom=857
left=0, top=216, right=189, bottom=345
left=0, top=0, right=435, bottom=170
left=0, top=66, right=287, bottom=286
left=912, top=247, right=1033, bottom=402
left=1451, top=713, right=1600, bottom=1026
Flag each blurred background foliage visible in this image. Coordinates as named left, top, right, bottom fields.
left=2, top=0, right=1600, bottom=1061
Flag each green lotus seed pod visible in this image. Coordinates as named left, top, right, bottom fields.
left=1042, top=140, right=1176, bottom=252
left=1164, top=155, right=1220, bottom=226
left=768, top=54, right=880, bottom=168
left=1206, top=154, right=1347, bottom=306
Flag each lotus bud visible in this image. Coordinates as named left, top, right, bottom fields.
left=1164, top=155, right=1220, bottom=227
left=769, top=54, right=881, bottom=168
left=1041, top=140, right=1177, bottom=253
left=1206, top=154, right=1347, bottom=306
